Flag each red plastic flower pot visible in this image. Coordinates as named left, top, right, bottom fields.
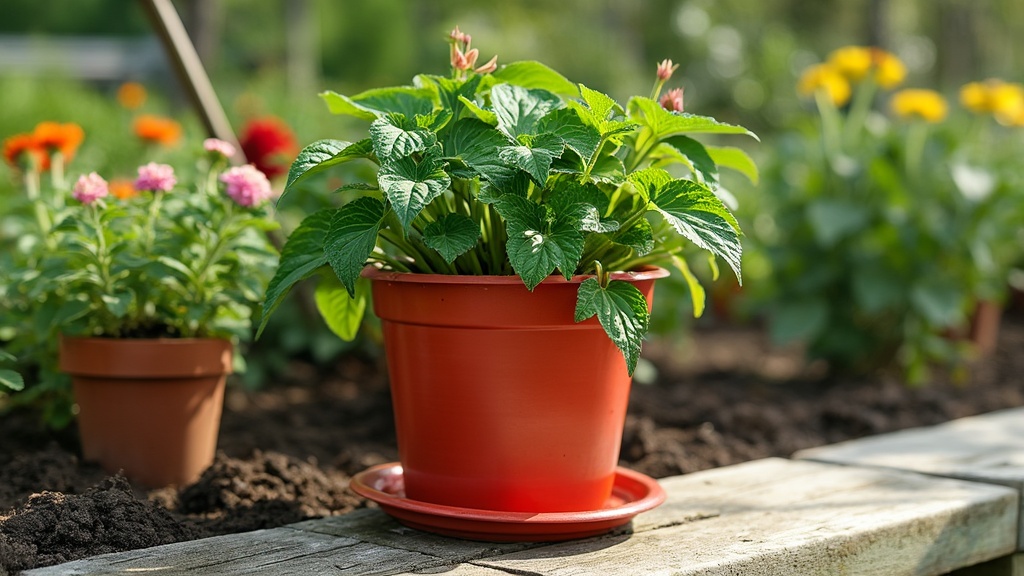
left=59, top=337, right=232, bottom=488
left=364, top=266, right=668, bottom=513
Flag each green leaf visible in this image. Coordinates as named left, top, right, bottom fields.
left=369, top=113, right=438, bottom=163
left=415, top=108, right=453, bottom=131
left=911, top=279, right=964, bottom=326
left=538, top=108, right=601, bottom=161
left=627, top=167, right=673, bottom=203
left=283, top=139, right=374, bottom=199
left=444, top=119, right=523, bottom=195
left=653, top=180, right=742, bottom=283
left=457, top=95, right=498, bottom=125
left=320, top=86, right=437, bottom=120
left=707, top=145, right=759, bottom=185
left=590, top=154, right=626, bottom=185
left=325, top=197, right=386, bottom=295
left=661, top=136, right=719, bottom=189
left=0, top=369, right=24, bottom=392
left=315, top=272, right=368, bottom=341
left=423, top=214, right=481, bottom=263
left=491, top=61, right=580, bottom=98
left=498, top=196, right=585, bottom=289
left=377, top=146, right=451, bottom=231
left=0, top=350, right=15, bottom=363
left=258, top=209, right=334, bottom=337
left=498, top=133, right=564, bottom=185
left=628, top=97, right=758, bottom=140
left=670, top=254, right=706, bottom=318
left=578, top=84, right=619, bottom=123
left=491, top=84, right=563, bottom=138
left=416, top=74, right=482, bottom=122
left=548, top=181, right=617, bottom=233
left=614, top=217, right=654, bottom=256
left=101, top=291, right=133, bottom=319
left=574, top=278, right=650, bottom=375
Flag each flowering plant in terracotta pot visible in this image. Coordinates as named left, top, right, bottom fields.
left=1, top=124, right=279, bottom=485
left=262, top=28, right=757, bottom=374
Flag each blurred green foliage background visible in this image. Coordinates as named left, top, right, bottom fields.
left=2, top=0, right=1024, bottom=394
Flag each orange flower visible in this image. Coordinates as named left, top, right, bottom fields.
left=109, top=178, right=138, bottom=200
left=32, top=121, right=85, bottom=164
left=133, top=115, right=182, bottom=146
left=117, top=82, right=147, bottom=110
left=2, top=133, right=46, bottom=170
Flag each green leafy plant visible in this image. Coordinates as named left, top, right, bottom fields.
left=1, top=128, right=279, bottom=419
left=744, top=47, right=1023, bottom=381
left=260, top=28, right=757, bottom=373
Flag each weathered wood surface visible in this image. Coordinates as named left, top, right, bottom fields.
left=27, top=458, right=1019, bottom=576
left=797, top=406, right=1024, bottom=550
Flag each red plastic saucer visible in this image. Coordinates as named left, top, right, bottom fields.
left=350, top=462, right=666, bottom=542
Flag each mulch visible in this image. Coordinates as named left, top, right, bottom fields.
left=2, top=312, right=1023, bottom=574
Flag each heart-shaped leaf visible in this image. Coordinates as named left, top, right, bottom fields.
left=321, top=86, right=437, bottom=120
left=491, top=84, right=563, bottom=138
left=574, top=278, right=650, bottom=375
left=283, top=139, right=374, bottom=200
left=498, top=196, right=584, bottom=289
left=369, top=113, right=437, bottom=163
left=498, top=133, right=564, bottom=185
left=423, top=213, right=481, bottom=263
left=377, top=146, right=451, bottom=232
left=653, top=180, right=742, bottom=283
left=314, top=272, right=369, bottom=341
left=537, top=108, right=601, bottom=160
left=258, top=209, right=335, bottom=337
left=491, top=61, right=580, bottom=98
left=325, top=197, right=386, bottom=295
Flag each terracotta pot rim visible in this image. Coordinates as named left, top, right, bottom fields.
left=60, top=335, right=232, bottom=345
left=59, top=336, right=233, bottom=378
left=362, top=265, right=670, bottom=285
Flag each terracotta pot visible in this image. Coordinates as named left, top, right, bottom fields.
left=969, top=299, right=1002, bottom=356
left=365, top=266, right=669, bottom=513
left=59, top=337, right=232, bottom=487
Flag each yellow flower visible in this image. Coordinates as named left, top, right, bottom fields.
left=797, top=64, right=851, bottom=107
left=872, top=50, right=906, bottom=89
left=960, top=79, right=1024, bottom=124
left=827, top=46, right=873, bottom=82
left=826, top=46, right=906, bottom=89
left=890, top=89, right=948, bottom=123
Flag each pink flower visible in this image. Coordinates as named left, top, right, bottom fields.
left=220, top=164, right=273, bottom=207
left=134, top=162, right=176, bottom=192
left=451, top=46, right=479, bottom=71
left=72, top=172, right=109, bottom=204
left=660, top=88, right=685, bottom=113
left=474, top=55, right=498, bottom=74
left=449, top=26, right=470, bottom=45
left=656, top=59, right=679, bottom=82
left=203, top=138, right=236, bottom=158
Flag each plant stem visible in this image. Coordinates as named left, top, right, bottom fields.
left=905, top=120, right=928, bottom=177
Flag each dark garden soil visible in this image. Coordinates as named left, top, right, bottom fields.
left=2, top=311, right=1024, bottom=574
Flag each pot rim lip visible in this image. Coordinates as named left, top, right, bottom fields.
left=361, top=265, right=670, bottom=285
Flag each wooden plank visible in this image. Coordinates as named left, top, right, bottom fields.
left=948, top=553, right=1024, bottom=576
left=796, top=407, right=1024, bottom=549
left=24, top=526, right=444, bottom=576
left=27, top=458, right=1019, bottom=576
left=428, top=459, right=1018, bottom=576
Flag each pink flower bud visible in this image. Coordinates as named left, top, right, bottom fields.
left=656, top=59, right=679, bottom=82
left=449, top=25, right=469, bottom=44
left=474, top=55, right=499, bottom=74
left=660, top=88, right=685, bottom=113
left=134, top=162, right=177, bottom=192
left=72, top=172, right=109, bottom=205
left=220, top=164, right=274, bottom=207
left=203, top=138, right=237, bottom=158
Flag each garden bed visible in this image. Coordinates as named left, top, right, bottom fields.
left=2, top=312, right=1023, bottom=573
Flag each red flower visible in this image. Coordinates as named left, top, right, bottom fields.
left=238, top=117, right=298, bottom=180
